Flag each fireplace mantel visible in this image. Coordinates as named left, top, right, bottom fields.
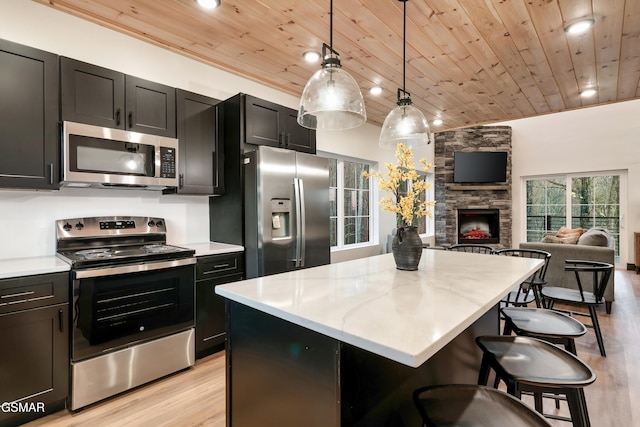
left=447, top=184, right=509, bottom=191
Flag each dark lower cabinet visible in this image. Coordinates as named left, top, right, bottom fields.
left=195, top=252, right=244, bottom=358
left=0, top=38, right=59, bottom=190
left=0, top=272, right=69, bottom=427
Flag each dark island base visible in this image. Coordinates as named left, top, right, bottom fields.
left=226, top=301, right=498, bottom=426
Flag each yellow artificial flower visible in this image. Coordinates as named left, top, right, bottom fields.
left=363, top=143, right=435, bottom=228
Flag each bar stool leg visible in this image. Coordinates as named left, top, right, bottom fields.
left=534, top=392, right=543, bottom=413
left=566, top=389, right=591, bottom=427
left=588, top=305, right=606, bottom=357
left=478, top=354, right=491, bottom=386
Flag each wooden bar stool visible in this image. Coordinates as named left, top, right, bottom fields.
left=476, top=335, right=596, bottom=427
left=413, top=384, right=552, bottom=426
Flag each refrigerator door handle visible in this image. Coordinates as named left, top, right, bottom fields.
left=298, top=178, right=306, bottom=267
left=293, top=178, right=303, bottom=267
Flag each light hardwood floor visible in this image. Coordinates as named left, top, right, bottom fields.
left=23, top=269, right=640, bottom=427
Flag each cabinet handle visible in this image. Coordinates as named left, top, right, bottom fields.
left=59, top=309, right=64, bottom=332
left=116, top=108, right=121, bottom=126
left=1, top=291, right=34, bottom=299
left=286, top=133, right=291, bottom=146
left=49, top=163, right=54, bottom=184
left=279, top=131, right=285, bottom=147
left=128, top=112, right=133, bottom=128
left=214, top=263, right=230, bottom=269
left=179, top=174, right=184, bottom=189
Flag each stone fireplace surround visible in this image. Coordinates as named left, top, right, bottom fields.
left=434, top=126, right=512, bottom=249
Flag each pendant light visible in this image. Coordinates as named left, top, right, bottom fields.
left=297, top=0, right=367, bottom=130
left=379, top=0, right=430, bottom=149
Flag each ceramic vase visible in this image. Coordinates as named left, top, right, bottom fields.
left=391, top=226, right=423, bottom=270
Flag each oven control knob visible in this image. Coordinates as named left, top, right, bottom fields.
left=63, top=222, right=72, bottom=231
left=139, top=326, right=145, bottom=331
left=155, top=220, right=163, bottom=227
left=75, top=222, right=84, bottom=230
left=147, top=220, right=155, bottom=227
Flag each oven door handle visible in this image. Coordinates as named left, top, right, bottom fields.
left=73, top=257, right=196, bottom=279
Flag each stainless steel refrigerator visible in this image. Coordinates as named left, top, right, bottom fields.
left=244, top=146, right=330, bottom=278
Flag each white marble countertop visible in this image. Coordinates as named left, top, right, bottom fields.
left=179, top=242, right=244, bottom=257
left=217, top=250, right=542, bottom=368
left=0, top=256, right=71, bottom=280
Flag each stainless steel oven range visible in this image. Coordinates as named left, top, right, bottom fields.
left=56, top=216, right=196, bottom=410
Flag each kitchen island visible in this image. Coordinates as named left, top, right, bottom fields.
left=216, top=249, right=543, bottom=426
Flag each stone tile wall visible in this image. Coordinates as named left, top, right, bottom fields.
left=433, top=126, right=512, bottom=249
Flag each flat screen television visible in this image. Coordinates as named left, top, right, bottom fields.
left=453, top=151, right=508, bottom=183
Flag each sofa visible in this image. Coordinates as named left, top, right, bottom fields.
left=519, top=227, right=615, bottom=313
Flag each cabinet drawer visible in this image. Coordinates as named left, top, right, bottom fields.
left=197, top=253, right=244, bottom=280
left=0, top=272, right=69, bottom=314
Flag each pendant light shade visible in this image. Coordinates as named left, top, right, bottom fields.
left=298, top=2, right=366, bottom=130
left=379, top=0, right=430, bottom=148
left=379, top=90, right=431, bottom=149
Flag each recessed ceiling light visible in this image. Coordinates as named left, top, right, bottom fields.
left=580, top=88, right=597, bottom=98
left=302, top=51, right=321, bottom=63
left=369, top=86, right=383, bottom=96
left=432, top=118, right=443, bottom=126
left=196, top=0, right=221, bottom=9
left=564, top=18, right=595, bottom=35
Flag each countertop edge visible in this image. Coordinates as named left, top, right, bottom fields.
left=0, top=256, right=71, bottom=280
left=179, top=242, right=244, bottom=257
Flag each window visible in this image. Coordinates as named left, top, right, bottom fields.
left=327, top=156, right=373, bottom=248
left=398, top=173, right=434, bottom=235
left=525, top=173, right=623, bottom=259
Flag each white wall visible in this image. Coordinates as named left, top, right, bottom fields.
left=0, top=0, right=397, bottom=260
left=496, top=98, right=640, bottom=265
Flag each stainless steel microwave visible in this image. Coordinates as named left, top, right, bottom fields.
left=61, top=121, right=179, bottom=190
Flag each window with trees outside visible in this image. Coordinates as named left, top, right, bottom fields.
left=328, top=157, right=372, bottom=249
left=525, top=173, right=622, bottom=260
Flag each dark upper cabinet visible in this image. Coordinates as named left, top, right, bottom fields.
left=60, top=57, right=124, bottom=129
left=125, top=75, right=176, bottom=137
left=284, top=108, right=316, bottom=153
left=0, top=39, right=59, bottom=190
left=244, top=94, right=316, bottom=154
left=61, top=57, right=176, bottom=138
left=165, top=89, right=223, bottom=195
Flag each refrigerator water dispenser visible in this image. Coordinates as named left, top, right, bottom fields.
left=271, top=199, right=291, bottom=239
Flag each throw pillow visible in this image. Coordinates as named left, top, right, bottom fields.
left=559, top=236, right=580, bottom=244
left=541, top=234, right=579, bottom=244
left=577, top=228, right=611, bottom=247
left=541, top=234, right=562, bottom=243
left=556, top=226, right=585, bottom=238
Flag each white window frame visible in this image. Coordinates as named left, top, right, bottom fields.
left=322, top=153, right=377, bottom=251
left=522, top=169, right=628, bottom=266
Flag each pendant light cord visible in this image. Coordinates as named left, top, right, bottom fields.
left=402, top=0, right=406, bottom=94
left=330, top=0, right=333, bottom=52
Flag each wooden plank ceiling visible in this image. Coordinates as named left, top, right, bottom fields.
left=35, top=0, right=640, bottom=131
